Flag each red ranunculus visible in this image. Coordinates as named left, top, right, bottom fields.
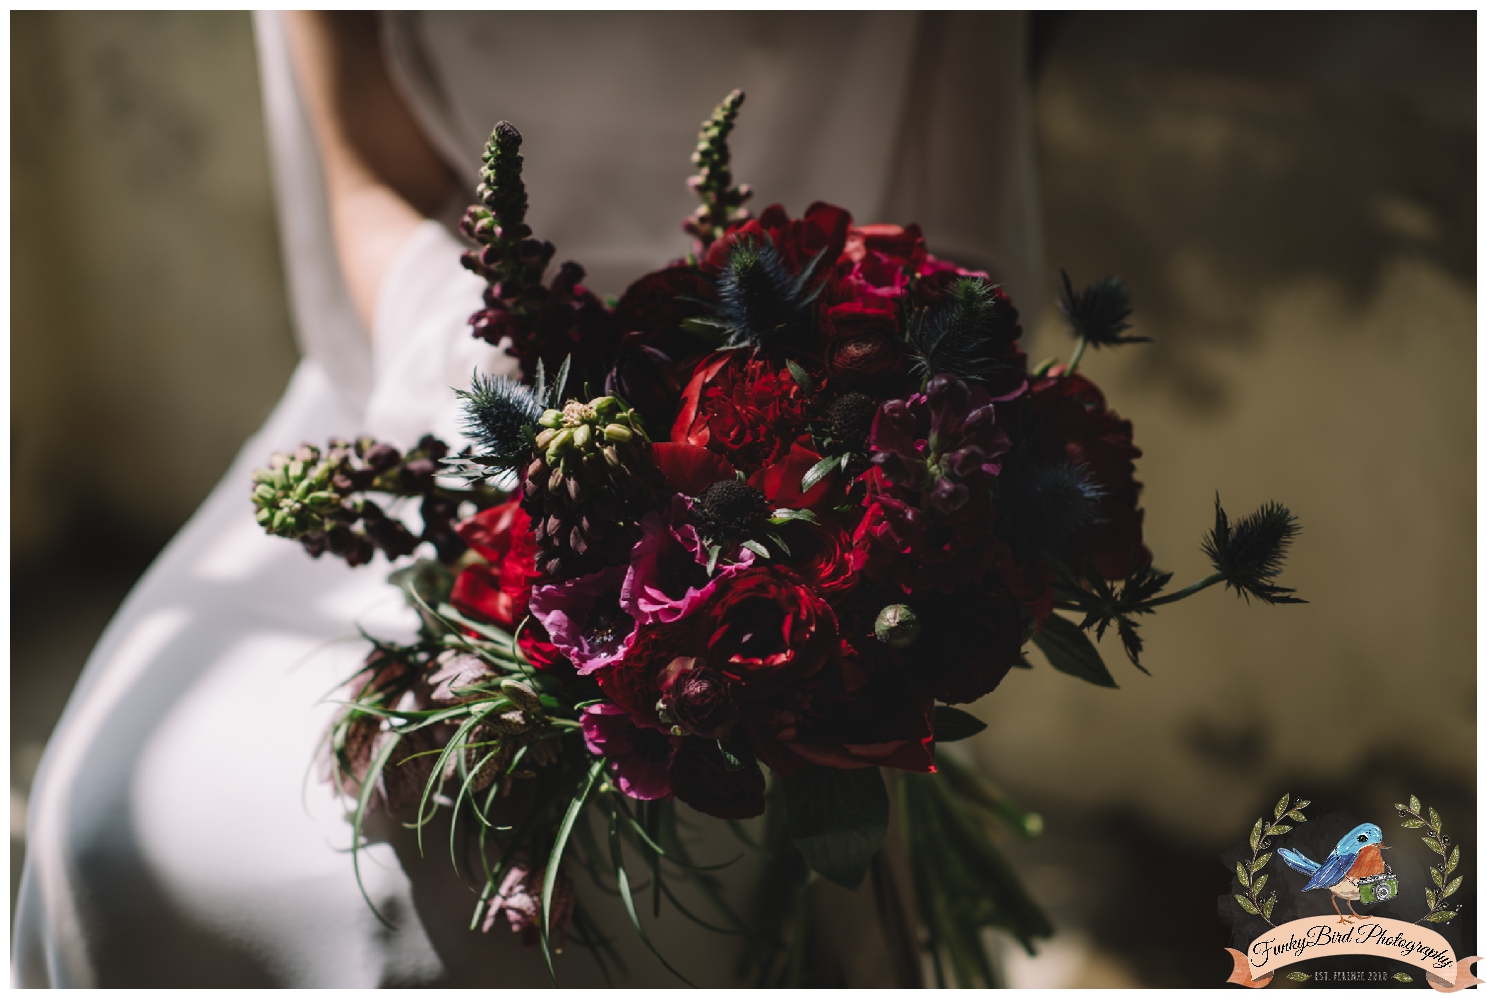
left=821, top=303, right=907, bottom=395
left=451, top=500, right=539, bottom=627
left=703, top=567, right=838, bottom=700
left=778, top=517, right=858, bottom=600
left=1019, top=372, right=1148, bottom=579
left=672, top=351, right=812, bottom=475
left=596, top=619, right=705, bottom=730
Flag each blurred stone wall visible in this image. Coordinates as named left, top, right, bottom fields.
left=972, top=11, right=1475, bottom=844
left=12, top=11, right=299, bottom=571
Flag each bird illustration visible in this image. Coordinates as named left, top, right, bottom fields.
left=1279, top=822, right=1389, bottom=923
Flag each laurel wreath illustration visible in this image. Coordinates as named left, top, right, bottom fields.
left=1395, top=794, right=1463, bottom=925
left=1234, top=793, right=1311, bottom=925
left=1233, top=793, right=1464, bottom=931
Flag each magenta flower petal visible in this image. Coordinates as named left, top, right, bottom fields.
left=621, top=496, right=753, bottom=625
left=529, top=566, right=638, bottom=674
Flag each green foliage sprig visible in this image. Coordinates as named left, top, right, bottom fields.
left=1235, top=793, right=1310, bottom=924
left=1396, top=795, right=1463, bottom=924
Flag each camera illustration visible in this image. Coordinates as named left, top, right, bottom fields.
left=1357, top=870, right=1398, bottom=905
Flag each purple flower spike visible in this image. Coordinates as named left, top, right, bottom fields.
left=581, top=703, right=674, bottom=800
left=529, top=566, right=638, bottom=674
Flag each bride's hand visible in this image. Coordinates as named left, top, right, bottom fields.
left=284, top=12, right=457, bottom=330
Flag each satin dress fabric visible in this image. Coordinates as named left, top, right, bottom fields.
left=13, top=12, right=1041, bottom=986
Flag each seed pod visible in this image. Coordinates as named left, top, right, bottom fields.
left=874, top=604, right=922, bottom=649
left=538, top=409, right=564, bottom=429
left=604, top=424, right=633, bottom=442
left=572, top=423, right=593, bottom=449
left=535, top=428, right=558, bottom=449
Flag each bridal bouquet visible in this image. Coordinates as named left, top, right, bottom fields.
left=251, top=92, right=1302, bottom=986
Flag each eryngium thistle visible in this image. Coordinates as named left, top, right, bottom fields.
left=713, top=237, right=822, bottom=351
left=909, top=276, right=1021, bottom=387
left=1057, top=270, right=1148, bottom=348
left=1201, top=495, right=1305, bottom=605
left=997, top=459, right=1106, bottom=565
left=457, top=372, right=544, bottom=471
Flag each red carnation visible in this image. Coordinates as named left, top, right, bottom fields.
left=672, top=351, right=812, bottom=475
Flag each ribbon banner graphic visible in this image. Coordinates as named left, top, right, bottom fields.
left=1225, top=917, right=1481, bottom=991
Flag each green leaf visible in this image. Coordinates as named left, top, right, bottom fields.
left=800, top=453, right=839, bottom=494
left=785, top=359, right=814, bottom=394
left=934, top=705, right=988, bottom=743
left=1428, top=807, right=1441, bottom=831
left=1235, top=894, right=1260, bottom=915
left=1287, top=971, right=1310, bottom=982
left=718, top=741, right=744, bottom=772
left=351, top=733, right=403, bottom=930
left=1432, top=867, right=1445, bottom=887
left=1249, top=819, right=1264, bottom=853
left=783, top=763, right=889, bottom=890
left=1251, top=852, right=1272, bottom=874
left=607, top=802, right=695, bottom=985
left=1393, top=972, right=1414, bottom=983
left=1235, top=861, right=1251, bottom=888
left=741, top=539, right=772, bottom=560
left=1425, top=909, right=1457, bottom=924
left=1269, top=824, right=1292, bottom=836
left=1447, top=845, right=1459, bottom=874
left=1285, top=810, right=1308, bottom=822
left=1032, top=614, right=1117, bottom=688
left=1409, top=794, right=1421, bottom=813
left=1424, top=835, right=1446, bottom=856
left=1274, top=794, right=1290, bottom=820
left=706, top=543, right=722, bottom=576
left=1252, top=874, right=1267, bottom=896
left=539, top=760, right=605, bottom=982
left=1262, top=895, right=1277, bottom=921
left=1442, top=875, right=1462, bottom=899
left=769, top=507, right=819, bottom=525
left=1403, top=818, right=1427, bottom=829
left=1426, top=888, right=1438, bottom=909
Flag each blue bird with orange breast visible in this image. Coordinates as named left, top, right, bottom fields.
left=1279, top=823, right=1390, bottom=923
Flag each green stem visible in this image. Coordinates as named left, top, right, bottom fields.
left=1137, top=571, right=1225, bottom=610
left=1064, top=335, right=1088, bottom=376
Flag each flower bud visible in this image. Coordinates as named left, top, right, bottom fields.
left=538, top=409, right=564, bottom=429
left=603, top=424, right=633, bottom=442
left=571, top=424, right=593, bottom=449
left=874, top=604, right=921, bottom=649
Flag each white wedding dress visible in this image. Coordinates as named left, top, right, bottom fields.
left=14, top=12, right=1041, bottom=986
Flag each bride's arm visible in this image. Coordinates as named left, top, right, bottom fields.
left=284, top=12, right=456, bottom=329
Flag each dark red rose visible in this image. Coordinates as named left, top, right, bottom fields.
left=701, top=202, right=852, bottom=279
left=703, top=567, right=838, bottom=700
left=1018, top=372, right=1148, bottom=580
left=597, top=620, right=705, bottom=729
left=666, top=738, right=766, bottom=820
left=779, top=518, right=857, bottom=600
left=660, top=661, right=739, bottom=739
left=821, top=303, right=907, bottom=394
left=613, top=264, right=717, bottom=346
left=899, top=587, right=1024, bottom=704
left=672, top=351, right=811, bottom=474
left=451, top=500, right=538, bottom=627
left=782, top=649, right=936, bottom=773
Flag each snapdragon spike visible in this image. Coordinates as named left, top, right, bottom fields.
left=1202, top=495, right=1305, bottom=605
left=684, top=90, right=754, bottom=252
left=1057, top=270, right=1147, bottom=348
